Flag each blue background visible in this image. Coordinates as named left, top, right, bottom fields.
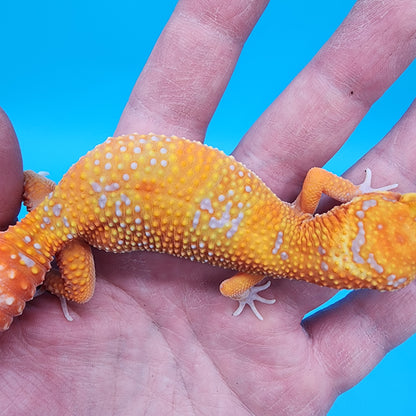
left=2, top=1, right=416, bottom=414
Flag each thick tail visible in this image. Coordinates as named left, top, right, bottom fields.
left=0, top=239, right=48, bottom=331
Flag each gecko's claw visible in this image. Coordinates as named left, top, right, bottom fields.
left=359, top=168, right=398, bottom=193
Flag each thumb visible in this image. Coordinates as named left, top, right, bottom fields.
left=0, top=108, right=23, bottom=229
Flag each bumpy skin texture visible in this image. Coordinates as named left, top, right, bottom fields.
left=1, top=133, right=416, bottom=330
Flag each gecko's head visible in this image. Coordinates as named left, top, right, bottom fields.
left=0, top=233, right=48, bottom=331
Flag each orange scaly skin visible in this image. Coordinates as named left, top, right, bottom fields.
left=1, top=133, right=416, bottom=330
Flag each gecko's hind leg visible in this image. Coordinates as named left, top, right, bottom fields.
left=23, top=170, right=96, bottom=320
left=43, top=239, right=95, bottom=319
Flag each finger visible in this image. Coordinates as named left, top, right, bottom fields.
left=345, top=98, right=416, bottom=190
left=302, top=98, right=416, bottom=391
left=234, top=0, right=416, bottom=201
left=304, top=282, right=416, bottom=395
left=115, top=0, right=269, bottom=139
left=233, top=0, right=416, bottom=318
left=0, top=108, right=23, bottom=229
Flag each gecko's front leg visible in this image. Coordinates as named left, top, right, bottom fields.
left=220, top=167, right=398, bottom=320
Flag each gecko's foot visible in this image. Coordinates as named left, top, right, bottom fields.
left=231, top=281, right=276, bottom=320
left=59, top=296, right=74, bottom=322
left=34, top=286, right=74, bottom=322
left=359, top=168, right=398, bottom=193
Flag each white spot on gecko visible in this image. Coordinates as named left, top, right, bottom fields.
left=396, top=277, right=408, bottom=286
left=367, top=253, right=383, bottom=273
left=226, top=212, right=244, bottom=238
left=362, top=199, right=377, bottom=211
left=193, top=210, right=201, bottom=228
left=91, top=182, right=102, bottom=192
left=18, top=252, right=35, bottom=268
left=281, top=252, right=288, bottom=260
left=272, top=231, right=284, bottom=255
left=4, top=296, right=15, bottom=306
left=121, top=194, right=131, bottom=206
left=387, top=274, right=408, bottom=288
left=98, top=195, right=107, bottom=209
left=356, top=210, right=365, bottom=219
left=209, top=202, right=232, bottom=230
left=351, top=221, right=366, bottom=264
left=387, top=275, right=395, bottom=284
left=52, top=204, right=62, bottom=217
left=200, top=198, right=214, bottom=214
left=356, top=200, right=377, bottom=219
left=115, top=201, right=122, bottom=217
left=104, top=183, right=120, bottom=192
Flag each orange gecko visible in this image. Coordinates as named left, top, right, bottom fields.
left=0, top=133, right=416, bottom=330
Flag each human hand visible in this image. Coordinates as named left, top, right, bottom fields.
left=1, top=1, right=416, bottom=415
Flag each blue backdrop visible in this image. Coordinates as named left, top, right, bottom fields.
left=2, top=1, right=415, bottom=414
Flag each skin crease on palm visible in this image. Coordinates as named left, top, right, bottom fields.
left=1, top=0, right=416, bottom=415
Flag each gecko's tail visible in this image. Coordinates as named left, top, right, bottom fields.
left=0, top=235, right=48, bottom=331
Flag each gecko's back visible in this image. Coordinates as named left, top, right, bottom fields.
left=56, top=134, right=292, bottom=273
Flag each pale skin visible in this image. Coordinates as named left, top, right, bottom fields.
left=1, top=0, right=416, bottom=414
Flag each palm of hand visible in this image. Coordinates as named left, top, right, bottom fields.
left=1, top=247, right=336, bottom=415
left=2, top=1, right=416, bottom=415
